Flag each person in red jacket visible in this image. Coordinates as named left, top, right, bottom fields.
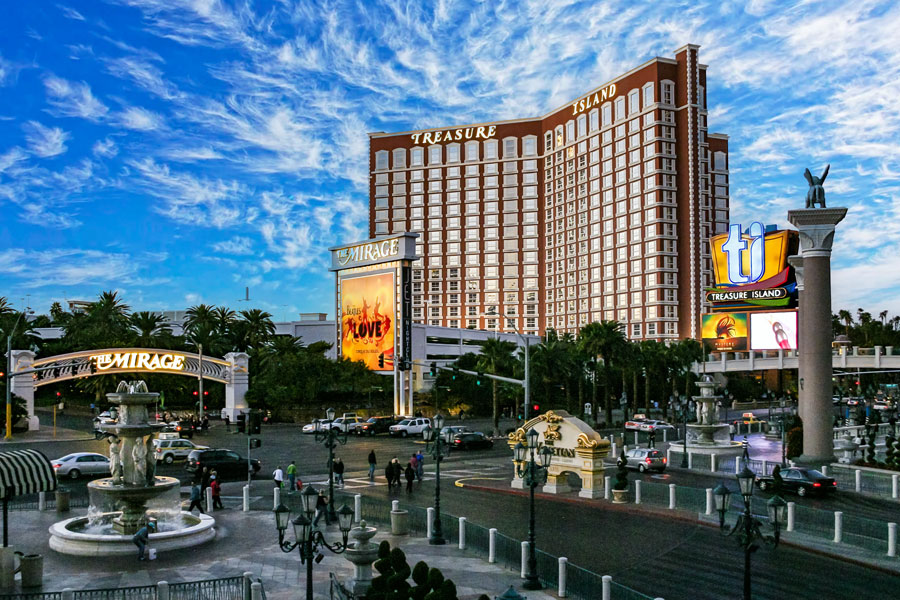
left=210, top=474, right=224, bottom=510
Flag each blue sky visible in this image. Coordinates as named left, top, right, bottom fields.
left=1, top=0, right=898, bottom=322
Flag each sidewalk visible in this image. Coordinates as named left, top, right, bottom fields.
left=1, top=506, right=554, bottom=599
left=0, top=425, right=94, bottom=444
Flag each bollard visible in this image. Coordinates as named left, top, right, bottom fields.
left=855, top=470, right=862, bottom=493
left=611, top=442, right=617, bottom=458
left=893, top=474, right=899, bottom=500
left=663, top=430, right=668, bottom=444
left=705, top=488, right=713, bottom=515
left=623, top=444, right=628, bottom=454
left=38, top=492, right=46, bottom=512
left=787, top=502, right=795, bottom=532
left=634, top=480, right=642, bottom=505
left=459, top=517, right=466, bottom=550
left=273, top=487, right=280, bottom=511
left=427, top=507, right=435, bottom=539
left=634, top=431, right=639, bottom=446
left=243, top=572, right=254, bottom=600
left=762, top=460, right=768, bottom=476
left=206, top=487, right=214, bottom=513
left=158, top=581, right=169, bottom=600
left=834, top=511, right=843, bottom=544
left=888, top=523, right=897, bottom=558
left=354, top=495, right=362, bottom=523
left=687, top=453, right=693, bottom=470
left=520, top=542, right=528, bottom=578
left=558, top=557, right=567, bottom=597
left=62, top=589, right=74, bottom=600
left=250, top=582, right=262, bottom=600
left=489, top=528, right=497, bottom=563
left=710, top=454, right=717, bottom=473
left=821, top=465, right=828, bottom=477
left=604, top=476, right=611, bottom=501
left=392, top=500, right=400, bottom=512
left=243, top=485, right=250, bottom=512
left=602, top=575, right=612, bottom=600
left=668, top=484, right=676, bottom=510
left=667, top=448, right=672, bottom=465
left=735, top=458, right=741, bottom=475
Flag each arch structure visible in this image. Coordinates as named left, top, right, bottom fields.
left=507, top=409, right=610, bottom=499
left=9, top=348, right=250, bottom=431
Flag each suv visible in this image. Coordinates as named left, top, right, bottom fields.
left=331, top=416, right=364, bottom=433
left=622, top=448, right=667, bottom=473
left=389, top=417, right=432, bottom=438
left=186, top=449, right=261, bottom=481
left=154, top=438, right=208, bottom=464
left=354, top=416, right=397, bottom=436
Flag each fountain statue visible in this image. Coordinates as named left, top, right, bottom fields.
left=680, top=375, right=743, bottom=459
left=49, top=381, right=215, bottom=555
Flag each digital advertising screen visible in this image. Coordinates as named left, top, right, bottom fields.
left=750, top=311, right=798, bottom=350
left=701, top=312, right=749, bottom=351
left=339, top=272, right=395, bottom=371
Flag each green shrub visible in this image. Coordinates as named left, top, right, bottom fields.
left=786, top=427, right=803, bottom=459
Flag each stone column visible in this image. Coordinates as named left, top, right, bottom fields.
left=224, top=352, right=250, bottom=421
left=787, top=207, right=847, bottom=465
left=10, top=350, right=37, bottom=430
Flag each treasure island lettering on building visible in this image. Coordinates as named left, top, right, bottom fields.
left=368, top=45, right=729, bottom=341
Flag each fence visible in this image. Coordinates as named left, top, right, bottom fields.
left=0, top=576, right=249, bottom=600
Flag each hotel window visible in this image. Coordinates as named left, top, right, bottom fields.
left=503, top=137, right=518, bottom=158
left=628, top=90, right=639, bottom=115
left=661, top=80, right=675, bottom=106
left=714, top=151, right=727, bottom=171
left=411, top=147, right=424, bottom=166
left=589, top=109, right=599, bottom=132
left=614, top=97, right=625, bottom=121
left=523, top=136, right=537, bottom=156
left=602, top=103, right=612, bottom=127
left=698, top=85, right=705, bottom=109
left=566, top=121, right=575, bottom=143
left=484, top=140, right=498, bottom=160
left=375, top=150, right=389, bottom=170
left=428, top=145, right=442, bottom=165
left=446, top=143, right=460, bottom=163
left=577, top=114, right=587, bottom=138
left=392, top=148, right=406, bottom=168
left=643, top=83, right=655, bottom=108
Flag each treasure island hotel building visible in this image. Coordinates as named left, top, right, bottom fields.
left=368, top=45, right=729, bottom=342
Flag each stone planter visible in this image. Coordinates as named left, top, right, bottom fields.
left=611, top=488, right=628, bottom=504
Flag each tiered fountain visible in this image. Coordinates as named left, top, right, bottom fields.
left=49, top=381, right=215, bottom=556
left=683, top=375, right=743, bottom=458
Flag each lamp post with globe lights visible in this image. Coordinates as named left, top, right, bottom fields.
left=315, top=407, right=347, bottom=523
left=513, top=428, right=553, bottom=590
left=422, top=413, right=452, bottom=545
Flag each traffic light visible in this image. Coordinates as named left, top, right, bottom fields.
left=378, top=353, right=385, bottom=368
left=430, top=362, right=437, bottom=377
left=56, top=392, right=62, bottom=398
left=533, top=404, right=540, bottom=413
left=249, top=438, right=262, bottom=449
left=249, top=411, right=262, bottom=435
left=476, top=371, right=484, bottom=386
left=452, top=367, right=459, bottom=381
left=236, top=413, right=246, bottom=433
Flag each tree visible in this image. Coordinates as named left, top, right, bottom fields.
left=129, top=312, right=172, bottom=347
left=184, top=304, right=218, bottom=339
left=578, top=321, right=626, bottom=425
left=837, top=310, right=852, bottom=337
left=238, top=309, right=276, bottom=350
left=475, top=337, right=517, bottom=436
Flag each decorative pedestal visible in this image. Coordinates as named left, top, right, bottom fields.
left=344, top=521, right=379, bottom=596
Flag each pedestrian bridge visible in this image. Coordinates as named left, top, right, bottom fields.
left=693, top=346, right=900, bottom=374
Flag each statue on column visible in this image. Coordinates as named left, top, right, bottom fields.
left=804, top=164, right=830, bottom=208
left=145, top=437, right=157, bottom=486
left=109, top=436, right=123, bottom=484
left=132, top=436, right=148, bottom=485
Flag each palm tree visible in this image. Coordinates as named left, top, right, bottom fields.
left=129, top=311, right=171, bottom=347
left=837, top=310, right=853, bottom=336
left=476, top=337, right=518, bottom=436
left=879, top=310, right=889, bottom=326
left=0, top=297, right=14, bottom=316
left=184, top=304, right=217, bottom=338
left=91, top=291, right=131, bottom=329
left=239, top=309, right=276, bottom=350
left=578, top=321, right=627, bottom=425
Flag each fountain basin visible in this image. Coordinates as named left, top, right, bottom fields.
left=49, top=512, right=216, bottom=556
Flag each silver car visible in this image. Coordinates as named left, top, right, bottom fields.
left=623, top=448, right=667, bottom=473
left=52, top=452, right=111, bottom=479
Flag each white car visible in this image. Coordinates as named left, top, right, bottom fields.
left=302, top=419, right=332, bottom=434
left=331, top=416, right=364, bottom=433
left=52, top=453, right=110, bottom=480
left=153, top=439, right=209, bottom=464
left=641, top=420, right=676, bottom=432
left=389, top=417, right=432, bottom=438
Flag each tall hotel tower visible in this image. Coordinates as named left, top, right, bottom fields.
left=368, top=45, right=729, bottom=341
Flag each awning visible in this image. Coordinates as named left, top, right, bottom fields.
left=0, top=449, right=57, bottom=498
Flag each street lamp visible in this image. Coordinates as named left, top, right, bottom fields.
left=485, top=310, right=530, bottom=423
left=713, top=445, right=787, bottom=600
left=274, top=485, right=354, bottom=600
left=422, top=413, right=451, bottom=545
left=513, top=428, right=553, bottom=590
left=315, top=407, right=347, bottom=524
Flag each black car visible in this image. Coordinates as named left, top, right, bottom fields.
left=186, top=449, right=261, bottom=481
left=449, top=432, right=494, bottom=451
left=756, top=467, right=836, bottom=497
left=354, top=416, right=397, bottom=436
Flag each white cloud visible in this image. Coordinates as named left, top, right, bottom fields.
left=212, top=236, right=254, bottom=255
left=0, top=147, right=28, bottom=174
left=163, top=146, right=223, bottom=161
left=92, top=137, right=118, bottom=158
left=57, top=5, right=85, bottom=21
left=0, top=247, right=141, bottom=288
left=117, top=106, right=165, bottom=131
left=104, top=56, right=180, bottom=99
left=23, top=121, right=69, bottom=157
left=43, top=75, right=109, bottom=121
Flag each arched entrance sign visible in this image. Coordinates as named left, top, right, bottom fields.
left=9, top=348, right=249, bottom=431
left=508, top=410, right=611, bottom=499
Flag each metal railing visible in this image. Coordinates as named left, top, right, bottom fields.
left=0, top=577, right=247, bottom=600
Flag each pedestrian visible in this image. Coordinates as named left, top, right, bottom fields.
left=333, top=458, right=345, bottom=487
left=90, top=403, right=95, bottom=415
left=287, top=461, right=297, bottom=490
left=415, top=450, right=424, bottom=481
left=409, top=453, right=419, bottom=479
left=313, top=490, right=327, bottom=525
left=890, top=415, right=897, bottom=435
left=273, top=465, right=284, bottom=489
left=368, top=450, right=377, bottom=483
left=728, top=423, right=735, bottom=441
left=224, top=414, right=230, bottom=431
left=132, top=521, right=155, bottom=561
left=188, top=482, right=204, bottom=514
left=405, top=462, right=415, bottom=493
left=391, top=458, right=402, bottom=488
left=648, top=430, right=656, bottom=448
left=201, top=416, right=209, bottom=432
left=199, top=466, right=210, bottom=494
left=210, top=475, right=224, bottom=510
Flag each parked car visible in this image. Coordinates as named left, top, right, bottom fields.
left=389, top=417, right=432, bottom=438
left=52, top=453, right=110, bottom=480
left=733, top=412, right=764, bottom=426
left=873, top=400, right=893, bottom=412
left=153, top=438, right=209, bottom=464
left=186, top=449, right=261, bottom=481
left=755, top=467, right=836, bottom=497
left=641, top=420, right=675, bottom=432
left=624, top=414, right=649, bottom=431
left=449, top=432, right=494, bottom=451
left=622, top=448, right=667, bottom=473
left=168, top=420, right=196, bottom=438
left=331, top=416, right=364, bottom=433
left=440, top=425, right=471, bottom=438
left=354, top=416, right=398, bottom=436
left=302, top=419, right=332, bottom=434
